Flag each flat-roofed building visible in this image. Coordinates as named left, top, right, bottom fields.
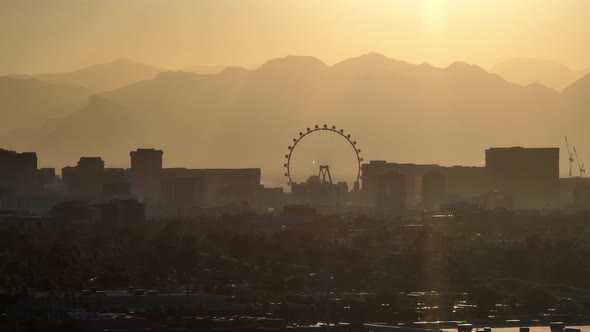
left=485, top=147, right=559, bottom=209
left=0, top=149, right=37, bottom=193
left=160, top=168, right=261, bottom=209
left=362, top=160, right=490, bottom=211
left=422, top=171, right=445, bottom=211
left=375, top=171, right=406, bottom=217
left=130, top=148, right=163, bottom=203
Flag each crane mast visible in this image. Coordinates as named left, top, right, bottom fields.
left=565, top=136, right=574, bottom=178
left=573, top=146, right=586, bottom=177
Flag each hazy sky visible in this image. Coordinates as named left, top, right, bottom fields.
left=1, top=0, right=589, bottom=74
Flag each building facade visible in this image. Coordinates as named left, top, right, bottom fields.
left=0, top=149, right=37, bottom=193
left=485, top=147, right=559, bottom=209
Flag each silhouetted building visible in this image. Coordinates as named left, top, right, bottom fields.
left=197, top=168, right=261, bottom=207
left=102, top=182, right=132, bottom=197
left=439, top=166, right=491, bottom=202
left=479, top=190, right=513, bottom=210
left=422, top=171, right=446, bottom=211
left=164, top=175, right=201, bottom=209
left=257, top=186, right=285, bottom=212
left=0, top=187, right=17, bottom=210
left=130, top=148, right=163, bottom=203
left=129, top=149, right=265, bottom=216
left=559, top=177, right=590, bottom=208
left=36, top=168, right=57, bottom=190
left=573, top=184, right=590, bottom=211
left=291, top=176, right=349, bottom=207
left=363, top=161, right=437, bottom=206
left=160, top=168, right=261, bottom=210
left=485, top=147, right=559, bottom=209
left=0, top=149, right=37, bottom=193
left=78, top=157, right=105, bottom=169
left=375, top=171, right=406, bottom=217
left=363, top=161, right=490, bottom=210
left=102, top=168, right=132, bottom=197
left=61, top=157, right=105, bottom=197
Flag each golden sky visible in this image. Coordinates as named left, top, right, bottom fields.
left=1, top=0, right=589, bottom=74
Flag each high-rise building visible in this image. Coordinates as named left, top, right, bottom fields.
left=37, top=168, right=57, bottom=190
left=422, top=171, right=446, bottom=211
left=362, top=161, right=438, bottom=206
left=130, top=148, right=163, bottom=203
left=102, top=168, right=132, bottom=198
left=375, top=172, right=406, bottom=217
left=559, top=177, right=590, bottom=208
left=159, top=167, right=262, bottom=209
left=573, top=185, right=590, bottom=211
left=0, top=149, right=37, bottom=193
left=130, top=148, right=163, bottom=171
left=485, top=147, right=559, bottom=209
left=439, top=166, right=491, bottom=202
left=362, top=160, right=489, bottom=210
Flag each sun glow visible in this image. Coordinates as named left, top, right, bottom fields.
left=422, top=0, right=446, bottom=28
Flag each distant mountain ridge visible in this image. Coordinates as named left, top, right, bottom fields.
left=563, top=72, right=590, bottom=126
left=5, top=59, right=163, bottom=93
left=178, top=64, right=228, bottom=75
left=0, top=53, right=588, bottom=187
left=0, top=77, right=92, bottom=134
left=491, top=57, right=590, bottom=91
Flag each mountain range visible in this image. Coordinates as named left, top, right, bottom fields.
left=6, top=59, right=162, bottom=93
left=1, top=53, right=589, bottom=186
left=490, top=58, right=590, bottom=91
left=6, top=60, right=233, bottom=93
left=178, top=64, right=228, bottom=75
left=0, top=77, right=92, bottom=134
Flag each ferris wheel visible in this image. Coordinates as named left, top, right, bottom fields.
left=283, top=124, right=363, bottom=191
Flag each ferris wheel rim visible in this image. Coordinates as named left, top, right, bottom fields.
left=283, top=124, right=363, bottom=186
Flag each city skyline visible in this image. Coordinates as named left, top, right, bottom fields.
left=2, top=52, right=588, bottom=184
left=3, top=2, right=590, bottom=330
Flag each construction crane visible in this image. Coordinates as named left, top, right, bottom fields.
left=573, top=146, right=586, bottom=177
left=565, top=136, right=575, bottom=177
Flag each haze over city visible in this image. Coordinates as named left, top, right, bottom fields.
left=2, top=1, right=590, bottom=331
left=2, top=1, right=590, bottom=186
